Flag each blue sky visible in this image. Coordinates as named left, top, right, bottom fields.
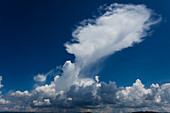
left=0, top=0, right=170, bottom=112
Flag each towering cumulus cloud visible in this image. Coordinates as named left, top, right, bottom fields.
left=5, top=3, right=163, bottom=112
left=55, top=3, right=161, bottom=92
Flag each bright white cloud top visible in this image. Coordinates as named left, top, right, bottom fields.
left=0, top=3, right=165, bottom=112
left=54, top=3, right=161, bottom=92
left=66, top=4, right=156, bottom=67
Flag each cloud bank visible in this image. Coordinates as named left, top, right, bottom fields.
left=9, top=78, right=170, bottom=112
left=1, top=3, right=164, bottom=112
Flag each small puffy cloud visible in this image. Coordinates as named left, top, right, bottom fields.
left=11, top=90, right=32, bottom=98
left=0, top=98, right=10, bottom=105
left=34, top=74, right=47, bottom=82
left=95, top=76, right=99, bottom=83
left=54, top=75, right=59, bottom=82
left=33, top=99, right=51, bottom=106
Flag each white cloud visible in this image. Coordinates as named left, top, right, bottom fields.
left=95, top=76, right=99, bottom=83
left=65, top=4, right=161, bottom=69
left=51, top=3, right=160, bottom=93
left=0, top=98, right=10, bottom=105
left=116, top=79, right=154, bottom=107
left=11, top=91, right=32, bottom=98
left=34, top=74, right=47, bottom=82
left=33, top=99, right=51, bottom=106
left=117, top=79, right=151, bottom=101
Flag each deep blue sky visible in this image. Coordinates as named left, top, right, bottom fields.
left=0, top=0, right=169, bottom=92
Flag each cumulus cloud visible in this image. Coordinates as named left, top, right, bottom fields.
left=9, top=77, right=170, bottom=112
left=33, top=99, right=51, bottom=106
left=33, top=67, right=61, bottom=83
left=52, top=3, right=161, bottom=93
left=2, top=3, right=163, bottom=112
left=159, top=83, right=170, bottom=104
left=34, top=74, right=47, bottom=82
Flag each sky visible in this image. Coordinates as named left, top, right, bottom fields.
left=0, top=0, right=170, bottom=112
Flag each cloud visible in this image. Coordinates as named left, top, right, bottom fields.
left=34, top=74, right=47, bottom=82
left=51, top=3, right=161, bottom=93
left=0, top=98, right=10, bottom=105
left=33, top=99, right=51, bottom=106
left=116, top=79, right=157, bottom=108
left=65, top=4, right=161, bottom=68
left=0, top=76, right=3, bottom=89
left=0, top=76, right=10, bottom=105
left=9, top=78, right=170, bottom=112
left=33, top=67, right=61, bottom=83
left=2, top=3, right=163, bottom=112
left=159, top=83, right=170, bottom=104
